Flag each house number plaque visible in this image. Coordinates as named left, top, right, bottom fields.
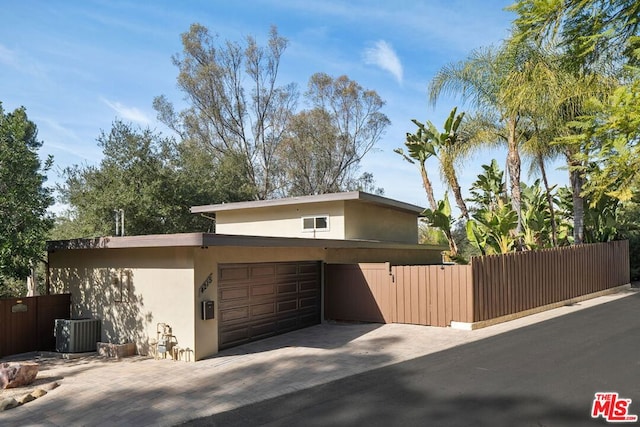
left=199, top=273, right=213, bottom=295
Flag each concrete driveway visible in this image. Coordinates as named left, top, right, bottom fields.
left=1, top=288, right=636, bottom=427
left=185, top=289, right=640, bottom=427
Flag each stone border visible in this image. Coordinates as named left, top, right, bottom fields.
left=0, top=381, right=59, bottom=411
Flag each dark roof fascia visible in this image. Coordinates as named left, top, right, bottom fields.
left=47, top=233, right=445, bottom=252
left=190, top=191, right=424, bottom=215
left=46, top=233, right=206, bottom=251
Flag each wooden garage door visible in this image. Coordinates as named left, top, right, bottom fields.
left=218, top=261, right=321, bottom=350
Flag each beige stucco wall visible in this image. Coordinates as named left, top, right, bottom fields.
left=216, top=202, right=346, bottom=239
left=48, top=247, right=196, bottom=359
left=48, top=241, right=444, bottom=361
left=343, top=202, right=419, bottom=243
left=216, top=201, right=420, bottom=244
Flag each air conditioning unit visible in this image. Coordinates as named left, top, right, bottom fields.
left=55, top=319, right=101, bottom=353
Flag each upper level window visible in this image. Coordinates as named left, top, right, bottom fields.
left=302, top=215, right=329, bottom=232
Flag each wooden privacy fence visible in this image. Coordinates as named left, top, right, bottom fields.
left=471, top=239, right=629, bottom=322
left=324, top=240, right=629, bottom=327
left=0, top=294, right=71, bottom=358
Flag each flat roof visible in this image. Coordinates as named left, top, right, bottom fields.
left=46, top=232, right=443, bottom=251
left=190, top=191, right=424, bottom=215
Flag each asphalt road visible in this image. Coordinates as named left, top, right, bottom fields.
left=183, top=292, right=640, bottom=427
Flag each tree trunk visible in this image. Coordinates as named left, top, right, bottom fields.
left=419, top=161, right=438, bottom=211
left=445, top=229, right=459, bottom=260
left=443, top=156, right=469, bottom=220
left=449, top=172, right=469, bottom=221
left=537, top=153, right=558, bottom=247
left=567, top=149, right=585, bottom=244
left=506, top=117, right=523, bottom=248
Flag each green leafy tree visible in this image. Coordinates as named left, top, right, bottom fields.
left=554, top=185, right=621, bottom=245
left=617, top=199, right=640, bottom=280
left=466, top=203, right=519, bottom=255
left=0, top=103, right=53, bottom=295
left=55, top=121, right=253, bottom=238
left=280, top=73, right=389, bottom=196
left=465, top=160, right=519, bottom=255
left=580, top=77, right=640, bottom=204
left=422, top=193, right=463, bottom=262
left=509, top=0, right=640, bottom=68
left=520, top=179, right=565, bottom=249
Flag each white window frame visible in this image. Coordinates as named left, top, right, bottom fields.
left=301, top=215, right=330, bottom=233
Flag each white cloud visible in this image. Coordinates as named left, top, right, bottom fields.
left=0, top=43, right=17, bottom=67
left=363, top=40, right=403, bottom=84
left=101, top=98, right=151, bottom=125
left=0, top=43, right=45, bottom=77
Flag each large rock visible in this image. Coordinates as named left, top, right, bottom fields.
left=0, top=398, right=18, bottom=411
left=0, top=362, right=39, bottom=389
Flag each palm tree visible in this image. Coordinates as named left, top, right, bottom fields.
left=429, top=44, right=528, bottom=244
left=430, top=38, right=612, bottom=246
left=409, top=107, right=470, bottom=220
left=395, top=127, right=438, bottom=211
left=506, top=42, right=615, bottom=245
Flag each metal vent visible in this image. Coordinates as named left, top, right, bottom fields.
left=55, top=319, right=101, bottom=353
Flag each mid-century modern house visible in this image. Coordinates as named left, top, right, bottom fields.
left=47, top=191, right=444, bottom=361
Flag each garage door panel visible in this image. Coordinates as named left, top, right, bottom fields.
left=218, top=261, right=321, bottom=350
left=275, top=264, right=298, bottom=276
left=250, top=264, right=276, bottom=276
left=276, top=299, right=298, bottom=313
left=250, top=321, right=278, bottom=338
left=220, top=306, right=250, bottom=323
left=250, top=302, right=276, bottom=317
left=220, top=325, right=249, bottom=343
left=298, top=263, right=319, bottom=275
left=299, top=296, right=318, bottom=308
left=250, top=283, right=276, bottom=297
left=219, top=266, right=250, bottom=282
left=277, top=282, right=297, bottom=295
left=299, top=280, right=319, bottom=292
left=276, top=317, right=298, bottom=331
left=220, top=287, right=250, bottom=301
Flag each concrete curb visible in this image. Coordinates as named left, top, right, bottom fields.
left=451, top=284, right=633, bottom=331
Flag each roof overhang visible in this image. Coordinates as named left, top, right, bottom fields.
left=190, top=191, right=424, bottom=215
left=46, top=232, right=444, bottom=252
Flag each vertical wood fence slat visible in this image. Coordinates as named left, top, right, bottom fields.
left=471, top=241, right=630, bottom=322
left=1, top=294, right=71, bottom=358
left=323, top=241, right=629, bottom=328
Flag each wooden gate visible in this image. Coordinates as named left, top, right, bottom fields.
left=0, top=294, right=71, bottom=358
left=324, top=264, right=472, bottom=327
left=392, top=265, right=473, bottom=326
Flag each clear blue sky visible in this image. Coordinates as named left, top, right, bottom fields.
left=1, top=0, right=567, bottom=212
